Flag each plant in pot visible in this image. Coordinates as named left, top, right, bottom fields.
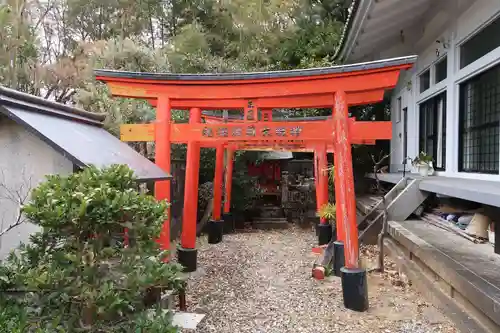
left=412, top=151, right=434, bottom=176
left=317, top=166, right=337, bottom=237
left=0, top=165, right=182, bottom=332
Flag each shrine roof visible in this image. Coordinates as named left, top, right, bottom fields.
left=94, top=55, right=416, bottom=82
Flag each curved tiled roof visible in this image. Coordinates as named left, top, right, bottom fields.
left=333, top=0, right=360, bottom=62
left=94, top=54, right=416, bottom=82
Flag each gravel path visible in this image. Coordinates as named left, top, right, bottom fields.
left=183, top=227, right=458, bottom=333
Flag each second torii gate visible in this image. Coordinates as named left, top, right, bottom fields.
left=95, top=55, right=416, bottom=312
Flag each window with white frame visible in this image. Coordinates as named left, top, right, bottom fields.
left=435, top=56, right=447, bottom=83
left=459, top=64, right=500, bottom=174
left=460, top=14, right=500, bottom=69
left=419, top=92, right=447, bottom=170
left=419, top=69, right=430, bottom=93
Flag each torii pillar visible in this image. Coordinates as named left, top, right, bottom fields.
left=334, top=91, right=368, bottom=312
left=208, top=144, right=225, bottom=243
left=316, top=144, right=332, bottom=245
left=178, top=108, right=202, bottom=272
left=222, top=149, right=235, bottom=231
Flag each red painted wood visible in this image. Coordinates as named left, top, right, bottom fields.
left=223, top=149, right=234, bottom=214
left=180, top=108, right=201, bottom=250
left=313, top=149, right=321, bottom=214
left=155, top=96, right=171, bottom=253
left=333, top=91, right=359, bottom=269
left=333, top=152, right=345, bottom=242
left=97, top=61, right=414, bottom=271
left=100, top=67, right=404, bottom=100
left=317, top=145, right=328, bottom=225
left=147, top=90, right=384, bottom=109
left=212, top=145, right=225, bottom=220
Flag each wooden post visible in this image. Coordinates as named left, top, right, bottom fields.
left=333, top=90, right=368, bottom=312
left=261, top=108, right=273, bottom=121
left=313, top=149, right=321, bottom=214
left=208, top=144, right=225, bottom=243
left=178, top=107, right=202, bottom=272
left=316, top=144, right=332, bottom=245
left=223, top=149, right=234, bottom=214
left=212, top=144, right=225, bottom=221
left=333, top=153, right=345, bottom=242
left=155, top=96, right=171, bottom=253
left=317, top=145, right=328, bottom=225
left=333, top=92, right=358, bottom=268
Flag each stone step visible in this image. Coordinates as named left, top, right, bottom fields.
left=253, top=217, right=288, bottom=222
left=252, top=219, right=289, bottom=230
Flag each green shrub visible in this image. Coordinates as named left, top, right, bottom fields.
left=0, top=165, right=182, bottom=332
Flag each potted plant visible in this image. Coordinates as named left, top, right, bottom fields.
left=412, top=151, right=434, bottom=176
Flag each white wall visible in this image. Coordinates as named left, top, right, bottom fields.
left=0, top=116, right=73, bottom=260
left=387, top=0, right=500, bottom=181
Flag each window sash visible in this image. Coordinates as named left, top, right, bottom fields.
left=459, top=64, right=500, bottom=174
left=419, top=92, right=447, bottom=170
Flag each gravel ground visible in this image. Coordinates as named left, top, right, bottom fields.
left=182, top=226, right=458, bottom=333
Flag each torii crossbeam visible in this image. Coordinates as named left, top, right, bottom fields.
left=95, top=55, right=416, bottom=312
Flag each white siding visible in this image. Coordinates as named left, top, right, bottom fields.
left=0, top=116, right=73, bottom=260
left=388, top=0, right=500, bottom=181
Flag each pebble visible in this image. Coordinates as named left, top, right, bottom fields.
left=180, top=226, right=458, bottom=333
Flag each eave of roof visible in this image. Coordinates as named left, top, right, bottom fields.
left=94, top=55, right=416, bottom=83
left=0, top=86, right=106, bottom=126
left=0, top=86, right=171, bottom=181
left=333, top=0, right=361, bottom=63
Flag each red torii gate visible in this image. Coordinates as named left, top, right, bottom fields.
left=95, top=55, right=416, bottom=312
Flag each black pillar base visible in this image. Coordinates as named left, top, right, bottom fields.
left=207, top=220, right=224, bottom=244
left=177, top=247, right=197, bottom=273
left=340, top=267, right=369, bottom=312
left=333, top=241, right=345, bottom=277
left=222, top=213, right=235, bottom=234
left=317, top=223, right=332, bottom=246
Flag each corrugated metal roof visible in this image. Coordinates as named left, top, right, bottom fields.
left=0, top=87, right=170, bottom=181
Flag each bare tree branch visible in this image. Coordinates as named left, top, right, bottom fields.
left=0, top=169, right=33, bottom=241
left=369, top=149, right=392, bottom=274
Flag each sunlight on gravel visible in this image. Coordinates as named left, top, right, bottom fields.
left=182, top=226, right=457, bottom=333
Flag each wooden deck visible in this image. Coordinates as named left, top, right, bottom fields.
left=386, top=219, right=500, bottom=333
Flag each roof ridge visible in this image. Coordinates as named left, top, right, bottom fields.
left=0, top=86, right=106, bottom=125
left=94, top=54, right=416, bottom=82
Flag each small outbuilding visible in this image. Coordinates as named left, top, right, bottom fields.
left=0, top=87, right=170, bottom=259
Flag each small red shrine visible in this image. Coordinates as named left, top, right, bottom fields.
left=95, top=55, right=416, bottom=312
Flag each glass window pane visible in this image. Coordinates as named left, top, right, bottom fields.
left=418, top=92, right=447, bottom=170
left=460, top=16, right=500, bottom=69
left=459, top=64, right=500, bottom=173
left=419, top=69, right=430, bottom=93
left=435, top=56, right=447, bottom=83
